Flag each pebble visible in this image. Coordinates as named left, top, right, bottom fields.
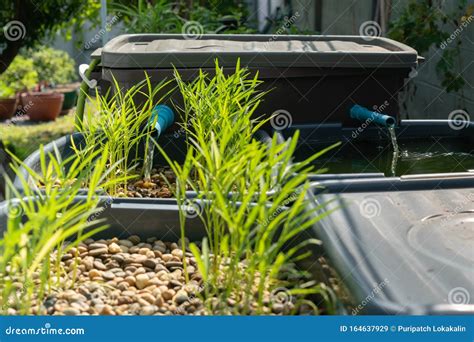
left=124, top=276, right=136, bottom=286
left=89, top=269, right=102, bottom=279
left=111, top=254, right=125, bottom=263
left=126, top=254, right=147, bottom=264
left=61, top=254, right=73, bottom=261
left=128, top=235, right=141, bottom=245
left=174, top=290, right=189, bottom=305
left=63, top=308, right=80, bottom=316
left=139, top=293, right=155, bottom=304
left=93, top=261, right=107, bottom=271
left=89, top=243, right=108, bottom=250
left=136, top=274, right=149, bottom=290
left=102, top=271, right=115, bottom=280
left=154, top=264, right=167, bottom=273
left=83, top=256, right=94, bottom=270
left=171, top=249, right=183, bottom=259
left=108, top=243, right=122, bottom=254
left=118, top=240, right=133, bottom=248
left=272, top=303, right=285, bottom=314
left=165, top=261, right=183, bottom=269
left=11, top=236, right=305, bottom=316
left=142, top=259, right=157, bottom=269
left=100, top=305, right=115, bottom=315
left=153, top=241, right=166, bottom=253
left=140, top=305, right=158, bottom=315
left=118, top=296, right=134, bottom=305
left=89, top=248, right=108, bottom=256
left=154, top=295, right=164, bottom=307
left=162, top=289, right=175, bottom=301
left=162, top=254, right=173, bottom=262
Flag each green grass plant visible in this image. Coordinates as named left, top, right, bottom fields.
left=156, top=61, right=339, bottom=314
left=75, top=75, right=173, bottom=195
left=0, top=143, right=126, bottom=314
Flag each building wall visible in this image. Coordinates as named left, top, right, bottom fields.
left=390, top=0, right=474, bottom=120
left=303, top=0, right=474, bottom=119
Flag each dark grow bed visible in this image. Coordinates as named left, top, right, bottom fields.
left=0, top=196, right=344, bottom=315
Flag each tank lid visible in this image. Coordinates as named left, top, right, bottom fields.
left=98, top=34, right=419, bottom=69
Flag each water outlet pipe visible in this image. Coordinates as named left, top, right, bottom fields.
left=150, top=104, right=175, bottom=137
left=350, top=104, right=396, bottom=127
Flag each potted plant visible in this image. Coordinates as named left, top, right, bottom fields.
left=0, top=82, right=17, bottom=121
left=28, top=47, right=79, bottom=114
left=16, top=47, right=80, bottom=121
left=20, top=91, right=64, bottom=121
left=0, top=55, right=38, bottom=120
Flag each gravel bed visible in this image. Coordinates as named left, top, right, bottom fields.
left=5, top=236, right=315, bottom=315
left=116, top=166, right=176, bottom=198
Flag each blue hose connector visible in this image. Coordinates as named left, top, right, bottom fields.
left=150, top=104, right=175, bottom=137
left=350, top=105, right=396, bottom=127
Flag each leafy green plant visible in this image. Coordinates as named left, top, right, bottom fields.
left=25, top=47, right=77, bottom=86
left=113, top=0, right=182, bottom=34
left=389, top=0, right=474, bottom=97
left=0, top=56, right=38, bottom=92
left=113, top=0, right=255, bottom=34
left=0, top=142, right=126, bottom=314
left=75, top=75, right=173, bottom=195
left=0, top=82, right=16, bottom=99
left=0, top=0, right=95, bottom=74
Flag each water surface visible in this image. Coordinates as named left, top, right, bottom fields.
left=296, top=137, right=474, bottom=176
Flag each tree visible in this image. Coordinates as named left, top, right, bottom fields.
left=0, top=0, right=97, bottom=74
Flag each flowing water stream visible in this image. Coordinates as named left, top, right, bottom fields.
left=143, top=142, right=154, bottom=180
left=388, top=126, right=400, bottom=176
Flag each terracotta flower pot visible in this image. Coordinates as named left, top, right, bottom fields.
left=0, top=98, right=17, bottom=121
left=21, top=92, right=64, bottom=122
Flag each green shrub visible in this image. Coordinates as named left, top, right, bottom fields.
left=27, top=47, right=77, bottom=85
left=0, top=56, right=38, bottom=92
left=0, top=82, right=16, bottom=99
left=114, top=0, right=255, bottom=34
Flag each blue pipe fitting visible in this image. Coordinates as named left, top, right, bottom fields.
left=350, top=105, right=396, bottom=127
left=150, top=104, right=175, bottom=137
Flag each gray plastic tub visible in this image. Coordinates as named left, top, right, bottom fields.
left=90, top=34, right=420, bottom=127
left=0, top=196, right=343, bottom=314
left=306, top=179, right=474, bottom=315
left=0, top=196, right=206, bottom=241
left=273, top=120, right=474, bottom=180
